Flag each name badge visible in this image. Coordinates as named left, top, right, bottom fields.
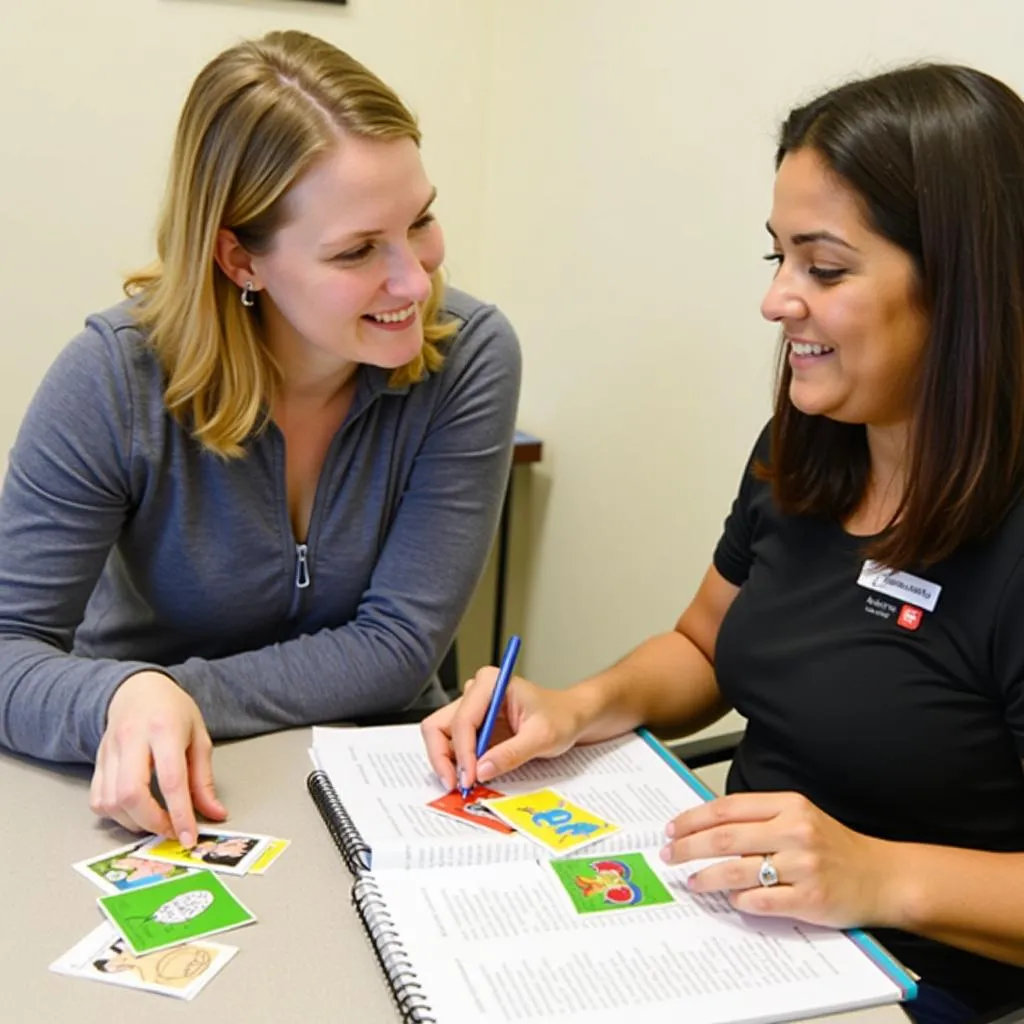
left=856, top=560, right=941, bottom=612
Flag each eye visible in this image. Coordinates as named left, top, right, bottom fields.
left=763, top=253, right=846, bottom=283
left=410, top=212, right=436, bottom=232
left=809, top=266, right=847, bottom=282
left=334, top=243, right=374, bottom=264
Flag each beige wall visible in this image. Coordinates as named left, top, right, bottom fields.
left=5, top=1, right=1024, bottom=740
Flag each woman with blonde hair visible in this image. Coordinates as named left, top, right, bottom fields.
left=0, top=30, right=520, bottom=850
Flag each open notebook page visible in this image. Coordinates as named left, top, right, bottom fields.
left=361, top=859, right=904, bottom=1024
left=310, top=726, right=707, bottom=871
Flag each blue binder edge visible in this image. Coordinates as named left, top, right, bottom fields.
left=636, top=726, right=919, bottom=1002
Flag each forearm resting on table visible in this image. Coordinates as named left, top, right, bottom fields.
left=882, top=841, right=1024, bottom=966
left=571, top=630, right=729, bottom=745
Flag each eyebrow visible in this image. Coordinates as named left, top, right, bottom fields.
left=765, top=221, right=859, bottom=252
left=322, top=188, right=438, bottom=252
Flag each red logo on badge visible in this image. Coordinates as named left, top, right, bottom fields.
left=897, top=604, right=924, bottom=631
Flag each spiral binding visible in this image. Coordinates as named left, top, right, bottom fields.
left=306, top=770, right=372, bottom=876
left=353, top=876, right=437, bottom=1023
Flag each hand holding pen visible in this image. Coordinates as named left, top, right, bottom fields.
left=420, top=635, right=599, bottom=793
left=458, top=635, right=521, bottom=797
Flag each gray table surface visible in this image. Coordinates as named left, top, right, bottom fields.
left=0, top=726, right=910, bottom=1022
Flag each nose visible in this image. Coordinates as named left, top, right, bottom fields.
left=387, top=243, right=433, bottom=305
left=760, top=266, right=808, bottom=324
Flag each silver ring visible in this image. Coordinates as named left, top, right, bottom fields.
left=758, top=854, right=780, bottom=887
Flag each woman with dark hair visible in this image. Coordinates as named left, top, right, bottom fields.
left=190, top=835, right=258, bottom=867
left=424, top=64, right=1024, bottom=1022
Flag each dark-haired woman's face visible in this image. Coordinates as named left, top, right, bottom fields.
left=761, top=148, right=928, bottom=430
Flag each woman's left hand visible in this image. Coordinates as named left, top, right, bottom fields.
left=662, top=791, right=894, bottom=929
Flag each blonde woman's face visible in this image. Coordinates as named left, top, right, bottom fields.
left=252, top=134, right=444, bottom=375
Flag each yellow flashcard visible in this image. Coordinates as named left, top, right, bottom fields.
left=249, top=838, right=291, bottom=875
left=481, top=788, right=619, bottom=855
left=136, top=830, right=273, bottom=877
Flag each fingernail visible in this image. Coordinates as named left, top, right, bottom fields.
left=478, top=760, right=495, bottom=781
left=457, top=766, right=467, bottom=790
left=665, top=821, right=675, bottom=838
left=180, top=831, right=194, bottom=849
left=659, top=844, right=672, bottom=863
left=686, top=874, right=697, bottom=889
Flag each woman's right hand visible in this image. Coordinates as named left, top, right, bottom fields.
left=89, top=670, right=227, bottom=847
left=421, top=667, right=599, bottom=791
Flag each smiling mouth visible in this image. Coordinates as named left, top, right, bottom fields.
left=364, top=304, right=417, bottom=325
left=789, top=340, right=835, bottom=357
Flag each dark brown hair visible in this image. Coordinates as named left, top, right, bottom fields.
left=763, top=64, right=1024, bottom=568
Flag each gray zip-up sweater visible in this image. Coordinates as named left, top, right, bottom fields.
left=0, top=287, right=521, bottom=763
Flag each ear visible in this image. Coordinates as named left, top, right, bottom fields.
left=214, top=229, right=262, bottom=292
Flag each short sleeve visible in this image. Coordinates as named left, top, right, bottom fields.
left=712, top=422, right=772, bottom=587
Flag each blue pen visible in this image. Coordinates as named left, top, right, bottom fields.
left=460, top=634, right=521, bottom=798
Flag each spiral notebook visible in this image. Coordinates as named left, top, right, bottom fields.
left=306, top=724, right=915, bottom=1024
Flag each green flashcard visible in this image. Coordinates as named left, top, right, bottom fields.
left=549, top=851, right=675, bottom=914
left=97, top=869, right=256, bottom=955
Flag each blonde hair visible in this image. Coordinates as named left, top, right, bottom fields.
left=124, top=30, right=454, bottom=457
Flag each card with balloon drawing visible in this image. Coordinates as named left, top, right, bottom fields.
left=97, top=869, right=256, bottom=955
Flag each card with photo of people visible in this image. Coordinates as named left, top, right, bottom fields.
left=136, top=829, right=273, bottom=876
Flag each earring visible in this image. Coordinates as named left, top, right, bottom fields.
left=240, top=281, right=256, bottom=308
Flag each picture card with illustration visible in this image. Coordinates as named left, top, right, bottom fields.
left=548, top=851, right=676, bottom=914
left=50, top=921, right=236, bottom=1001
left=98, top=869, right=256, bottom=956
left=249, top=837, right=292, bottom=875
left=425, top=785, right=515, bottom=835
left=73, top=839, right=195, bottom=894
left=137, top=828, right=273, bottom=876
left=480, top=788, right=620, bottom=856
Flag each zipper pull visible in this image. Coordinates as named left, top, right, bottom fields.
left=295, top=543, right=311, bottom=590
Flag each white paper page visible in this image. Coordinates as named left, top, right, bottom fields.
left=365, top=861, right=903, bottom=1024
left=310, top=725, right=708, bottom=869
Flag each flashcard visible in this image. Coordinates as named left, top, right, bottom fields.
left=248, top=837, right=291, bottom=875
left=50, top=921, right=236, bottom=1000
left=98, top=870, right=256, bottom=956
left=73, top=839, right=195, bottom=894
left=480, top=788, right=619, bottom=855
left=426, top=785, right=516, bottom=835
left=548, top=852, right=676, bottom=914
left=136, top=829, right=271, bottom=876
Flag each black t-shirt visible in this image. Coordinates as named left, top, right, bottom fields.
left=712, top=426, right=1024, bottom=1013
